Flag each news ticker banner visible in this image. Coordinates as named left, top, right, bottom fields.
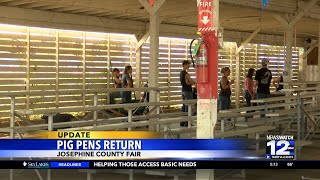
left=0, top=160, right=319, bottom=169
left=0, top=132, right=295, bottom=160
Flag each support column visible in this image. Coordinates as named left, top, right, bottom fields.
left=138, top=0, right=165, bottom=132
left=318, top=24, right=320, bottom=103
left=149, top=8, right=160, bottom=131
left=284, top=28, right=293, bottom=88
left=135, top=34, right=142, bottom=100
left=235, top=53, right=240, bottom=108
left=318, top=24, right=320, bottom=81
left=196, top=0, right=219, bottom=179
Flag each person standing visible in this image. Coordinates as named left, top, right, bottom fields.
left=255, top=59, right=272, bottom=99
left=121, top=65, right=133, bottom=103
left=110, top=68, right=122, bottom=104
left=180, top=60, right=196, bottom=126
left=255, top=59, right=272, bottom=117
left=219, top=67, right=234, bottom=110
left=244, top=68, right=255, bottom=107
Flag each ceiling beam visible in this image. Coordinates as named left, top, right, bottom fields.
left=22, top=2, right=56, bottom=9
left=288, top=0, right=320, bottom=29
left=150, top=0, right=166, bottom=16
left=217, top=0, right=320, bottom=21
left=0, top=5, right=307, bottom=46
left=37, top=4, right=67, bottom=11
left=219, top=0, right=294, bottom=14
left=236, top=26, right=261, bottom=55
left=302, top=40, right=318, bottom=58
left=0, top=0, right=15, bottom=2
left=5, top=0, right=35, bottom=6
left=135, top=18, right=163, bottom=50
left=272, top=14, right=289, bottom=27
left=0, top=5, right=146, bottom=34
left=138, top=0, right=151, bottom=13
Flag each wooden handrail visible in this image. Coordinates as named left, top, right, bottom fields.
left=0, top=87, right=178, bottom=97
left=16, top=99, right=197, bottom=115
left=280, top=81, right=320, bottom=85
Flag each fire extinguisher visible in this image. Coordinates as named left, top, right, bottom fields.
left=189, top=37, right=209, bottom=84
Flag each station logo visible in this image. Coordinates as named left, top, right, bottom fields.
left=266, top=135, right=294, bottom=159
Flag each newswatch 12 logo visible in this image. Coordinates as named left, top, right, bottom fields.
left=266, top=135, right=294, bottom=159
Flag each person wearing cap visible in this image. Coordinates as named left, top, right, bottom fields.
left=255, top=58, right=272, bottom=117
left=180, top=60, right=196, bottom=126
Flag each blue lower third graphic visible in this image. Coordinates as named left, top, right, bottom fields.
left=50, top=162, right=89, bottom=168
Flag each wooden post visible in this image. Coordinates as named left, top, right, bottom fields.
left=284, top=28, right=293, bottom=86
left=93, top=93, right=98, bottom=127
left=235, top=52, right=240, bottom=108
left=168, top=39, right=172, bottom=103
left=128, top=109, right=133, bottom=131
left=26, top=28, right=30, bottom=110
left=47, top=114, right=53, bottom=180
left=318, top=24, right=320, bottom=104
left=107, top=34, right=111, bottom=104
left=284, top=27, right=293, bottom=111
left=10, top=97, right=15, bottom=180
left=55, top=31, right=59, bottom=107
left=82, top=32, right=87, bottom=107
left=134, top=34, right=142, bottom=100
left=144, top=0, right=165, bottom=131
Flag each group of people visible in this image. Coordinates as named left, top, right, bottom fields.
left=110, top=65, right=149, bottom=105
left=110, top=65, right=134, bottom=104
left=219, top=58, right=284, bottom=110
left=179, top=58, right=284, bottom=113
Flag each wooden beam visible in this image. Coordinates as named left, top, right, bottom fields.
left=0, top=6, right=146, bottom=35
left=235, top=54, right=240, bottom=108
left=0, top=6, right=308, bottom=46
left=236, top=26, right=261, bottom=55
left=288, top=0, right=320, bottom=29
left=284, top=28, right=293, bottom=89
left=39, top=4, right=69, bottom=11
left=272, top=14, right=289, bottom=27
left=0, top=0, right=15, bottom=2
left=218, top=0, right=320, bottom=21
left=138, top=0, right=151, bottom=13
left=135, top=30, right=150, bottom=51
left=318, top=24, right=320, bottom=82
left=148, top=6, right=161, bottom=131
left=22, top=2, right=54, bottom=9
left=134, top=34, right=142, bottom=92
left=5, top=0, right=33, bottom=6
left=302, top=40, right=318, bottom=58
left=150, top=0, right=166, bottom=16
left=135, top=18, right=163, bottom=51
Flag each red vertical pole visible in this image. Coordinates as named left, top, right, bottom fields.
left=196, top=0, right=218, bottom=178
left=196, top=0, right=218, bottom=100
left=205, top=31, right=218, bottom=99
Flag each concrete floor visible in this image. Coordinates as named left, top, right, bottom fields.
left=1, top=142, right=320, bottom=180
